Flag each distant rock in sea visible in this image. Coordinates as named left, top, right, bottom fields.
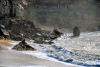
left=72, top=26, right=80, bottom=37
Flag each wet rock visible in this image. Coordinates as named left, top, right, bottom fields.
left=33, top=29, right=62, bottom=44
left=33, top=35, right=53, bottom=44
left=50, top=29, right=62, bottom=39
left=53, top=29, right=62, bottom=36
left=72, top=26, right=80, bottom=37
left=12, top=39, right=36, bottom=51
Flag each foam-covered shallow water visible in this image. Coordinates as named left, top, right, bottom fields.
left=27, top=32, right=100, bottom=67
left=5, top=31, right=100, bottom=67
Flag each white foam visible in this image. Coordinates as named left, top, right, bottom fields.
left=22, top=51, right=61, bottom=62
left=53, top=32, right=100, bottom=56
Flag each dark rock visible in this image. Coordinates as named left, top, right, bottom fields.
left=50, top=29, right=62, bottom=39
left=53, top=29, right=62, bottom=36
left=0, top=28, right=9, bottom=39
left=9, top=32, right=24, bottom=41
left=12, top=39, right=36, bottom=51
left=11, top=36, right=24, bottom=41
left=33, top=29, right=62, bottom=44
left=0, top=19, right=62, bottom=44
left=72, top=26, right=80, bottom=37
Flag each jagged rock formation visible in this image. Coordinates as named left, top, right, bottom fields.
left=50, top=29, right=62, bottom=39
left=12, top=39, right=35, bottom=51
left=33, top=29, right=62, bottom=44
left=0, top=19, right=62, bottom=44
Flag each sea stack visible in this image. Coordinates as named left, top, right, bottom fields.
left=73, top=26, right=80, bottom=37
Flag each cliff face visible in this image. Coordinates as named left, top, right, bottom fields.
left=0, top=0, right=100, bottom=32
left=23, top=0, right=99, bottom=31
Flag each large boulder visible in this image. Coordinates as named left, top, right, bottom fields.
left=12, top=39, right=36, bottom=51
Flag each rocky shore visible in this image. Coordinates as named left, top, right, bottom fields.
left=0, top=18, right=62, bottom=45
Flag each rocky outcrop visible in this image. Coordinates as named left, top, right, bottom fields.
left=0, top=19, right=63, bottom=44
left=0, top=0, right=63, bottom=43
left=33, top=29, right=62, bottom=44
left=72, top=26, right=80, bottom=37
left=12, top=39, right=35, bottom=51
left=50, top=29, right=62, bottom=39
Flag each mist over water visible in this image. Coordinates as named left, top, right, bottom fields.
left=18, top=0, right=100, bottom=32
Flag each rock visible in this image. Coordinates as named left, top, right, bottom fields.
left=0, top=25, right=5, bottom=29
left=34, top=36, right=44, bottom=44
left=9, top=32, right=24, bottom=41
left=33, top=29, right=63, bottom=44
left=50, top=29, right=62, bottom=39
left=12, top=39, right=36, bottom=51
left=0, top=19, right=62, bottom=44
left=53, top=29, right=62, bottom=36
left=0, top=28, right=10, bottom=39
left=72, top=26, right=80, bottom=37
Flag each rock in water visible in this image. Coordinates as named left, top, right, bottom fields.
left=50, top=29, right=62, bottom=39
left=53, top=29, right=62, bottom=36
left=73, top=26, right=80, bottom=37
left=12, top=39, right=35, bottom=51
